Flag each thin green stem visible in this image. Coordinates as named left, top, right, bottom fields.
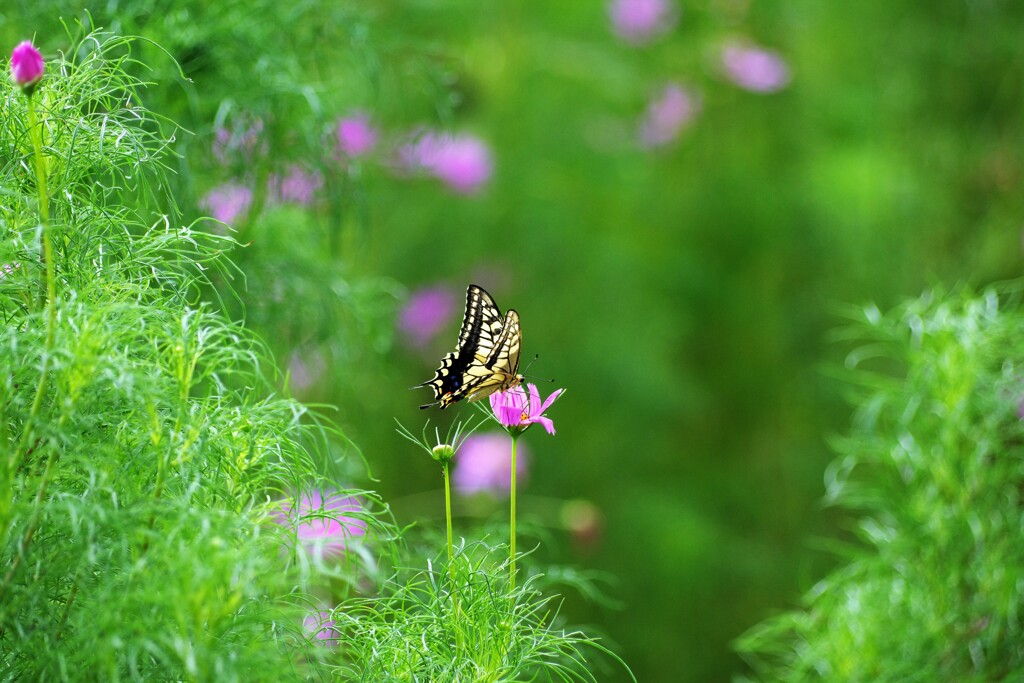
left=444, top=462, right=455, bottom=565
left=509, top=434, right=519, bottom=591
left=0, top=94, right=62, bottom=607
left=9, top=95, right=57, bottom=487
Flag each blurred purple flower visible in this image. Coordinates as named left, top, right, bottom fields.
left=337, top=113, right=378, bottom=158
left=303, top=609, right=340, bottom=646
left=399, top=131, right=494, bottom=194
left=721, top=43, right=791, bottom=93
left=11, top=41, right=44, bottom=92
left=398, top=286, right=457, bottom=348
left=212, top=118, right=265, bottom=165
left=274, top=489, right=367, bottom=561
left=490, top=384, right=564, bottom=435
left=608, top=0, right=678, bottom=44
left=287, top=347, right=327, bottom=393
left=267, top=165, right=323, bottom=205
left=0, top=263, right=22, bottom=279
left=199, top=182, right=253, bottom=224
left=639, top=83, right=700, bottom=147
left=453, top=433, right=529, bottom=497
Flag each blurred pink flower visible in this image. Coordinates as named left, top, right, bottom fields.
left=287, top=347, right=327, bottom=393
left=303, top=609, right=340, bottom=646
left=721, top=43, right=791, bottom=93
left=336, top=113, right=378, bottom=158
left=199, top=182, right=253, bottom=224
left=212, top=118, right=265, bottom=165
left=398, top=286, right=457, bottom=348
left=453, top=433, right=529, bottom=497
left=10, top=41, right=44, bottom=90
left=639, top=83, right=700, bottom=147
left=400, top=131, right=494, bottom=194
left=275, top=489, right=367, bottom=560
left=0, top=263, right=22, bottom=279
left=267, top=165, right=323, bottom=205
left=490, top=384, right=564, bottom=435
left=608, top=0, right=678, bottom=44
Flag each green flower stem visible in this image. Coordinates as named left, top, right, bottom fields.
left=443, top=461, right=455, bottom=565
left=10, top=96, right=57, bottom=477
left=1, top=95, right=62, bottom=605
left=509, top=433, right=519, bottom=591
left=442, top=459, right=463, bottom=648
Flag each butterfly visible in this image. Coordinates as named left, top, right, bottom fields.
left=417, top=284, right=523, bottom=409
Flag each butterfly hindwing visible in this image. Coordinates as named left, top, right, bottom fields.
left=418, top=285, right=523, bottom=409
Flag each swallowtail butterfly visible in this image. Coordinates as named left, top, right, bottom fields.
left=417, top=284, right=523, bottom=409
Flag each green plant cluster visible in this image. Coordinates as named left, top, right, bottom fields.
left=0, top=28, right=622, bottom=682
left=0, top=32, right=378, bottom=680
left=737, top=286, right=1024, bottom=680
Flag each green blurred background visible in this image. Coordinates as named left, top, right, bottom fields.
left=5, top=1, right=1024, bottom=680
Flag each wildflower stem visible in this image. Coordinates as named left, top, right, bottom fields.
left=11, top=94, right=58, bottom=477
left=443, top=461, right=455, bottom=565
left=509, top=433, right=519, bottom=591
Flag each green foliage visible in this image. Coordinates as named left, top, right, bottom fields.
left=333, top=544, right=630, bottom=682
left=737, top=286, right=1024, bottom=680
left=0, top=32, right=379, bottom=680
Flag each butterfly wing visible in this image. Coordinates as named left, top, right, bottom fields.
left=418, top=285, right=508, bottom=409
left=461, top=309, right=523, bottom=402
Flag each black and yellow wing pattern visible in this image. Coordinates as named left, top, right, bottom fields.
left=417, top=284, right=523, bottom=409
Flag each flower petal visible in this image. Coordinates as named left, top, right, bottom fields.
left=538, top=387, right=564, bottom=414
left=536, top=415, right=556, bottom=435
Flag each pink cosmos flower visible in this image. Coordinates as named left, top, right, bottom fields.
left=398, top=286, right=457, bottom=348
left=274, top=489, right=367, bottom=561
left=336, top=113, right=378, bottom=158
left=721, top=43, right=791, bottom=93
left=199, top=182, right=253, bottom=224
left=490, top=384, right=565, bottom=435
left=399, top=131, right=494, bottom=194
left=10, top=41, right=44, bottom=91
left=453, top=433, right=529, bottom=497
left=608, top=0, right=678, bottom=44
left=267, top=165, right=323, bottom=205
left=638, top=83, right=700, bottom=147
left=303, top=609, right=340, bottom=646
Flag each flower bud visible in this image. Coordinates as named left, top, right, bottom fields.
left=10, top=41, right=44, bottom=95
left=431, top=443, right=455, bottom=464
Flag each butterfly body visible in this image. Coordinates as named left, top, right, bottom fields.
left=417, top=285, right=523, bottom=409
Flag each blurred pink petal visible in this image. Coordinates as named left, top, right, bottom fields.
left=337, top=113, right=378, bottom=157
left=267, top=165, right=323, bottom=205
left=303, top=609, right=340, bottom=646
left=398, top=286, right=457, bottom=348
left=453, top=433, right=529, bottom=497
left=199, top=182, right=253, bottom=224
left=639, top=83, right=700, bottom=147
left=609, top=0, right=678, bottom=44
left=399, top=131, right=494, bottom=194
left=721, top=43, right=791, bottom=93
left=274, top=489, right=367, bottom=561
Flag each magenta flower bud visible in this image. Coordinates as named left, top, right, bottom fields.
left=10, top=41, right=44, bottom=94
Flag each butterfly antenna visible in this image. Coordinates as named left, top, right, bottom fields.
left=521, top=354, right=554, bottom=383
